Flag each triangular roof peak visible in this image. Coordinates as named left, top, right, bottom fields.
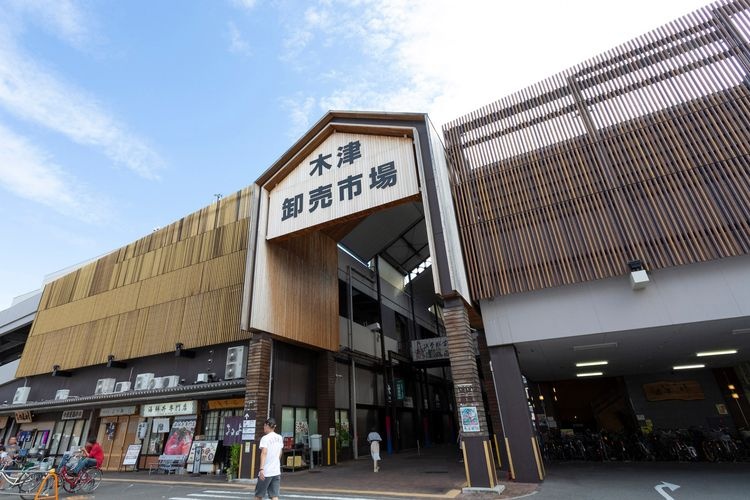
left=255, top=110, right=427, bottom=189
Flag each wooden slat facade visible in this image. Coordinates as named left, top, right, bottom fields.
left=17, top=188, right=255, bottom=377
left=443, top=0, right=750, bottom=300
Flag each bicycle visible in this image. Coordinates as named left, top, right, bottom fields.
left=0, top=462, right=46, bottom=499
left=57, top=462, right=103, bottom=493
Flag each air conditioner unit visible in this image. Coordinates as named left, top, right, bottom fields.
left=134, top=373, right=154, bottom=391
left=196, top=373, right=210, bottom=383
left=225, top=346, right=245, bottom=380
left=149, top=377, right=163, bottom=390
left=94, top=378, right=116, bottom=395
left=13, top=387, right=30, bottom=405
left=114, top=382, right=131, bottom=393
left=161, top=375, right=180, bottom=388
left=55, top=389, right=70, bottom=400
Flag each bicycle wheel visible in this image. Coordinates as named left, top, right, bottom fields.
left=80, top=468, right=102, bottom=493
left=62, top=473, right=80, bottom=493
left=18, top=471, right=45, bottom=500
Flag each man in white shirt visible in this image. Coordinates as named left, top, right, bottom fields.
left=255, top=418, right=283, bottom=500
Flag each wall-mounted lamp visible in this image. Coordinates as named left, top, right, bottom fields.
left=51, top=365, right=72, bottom=377
left=175, top=343, right=196, bottom=358
left=106, top=355, right=127, bottom=369
left=628, top=259, right=649, bottom=290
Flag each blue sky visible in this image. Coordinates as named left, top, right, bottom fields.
left=0, top=0, right=710, bottom=308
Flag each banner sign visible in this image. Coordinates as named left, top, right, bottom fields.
left=163, top=418, right=196, bottom=456
left=101, top=406, right=137, bottom=417
left=223, top=416, right=243, bottom=445
left=412, top=337, right=449, bottom=362
left=141, top=400, right=197, bottom=417
left=267, top=132, right=419, bottom=239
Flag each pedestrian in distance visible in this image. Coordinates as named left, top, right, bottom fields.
left=367, top=427, right=382, bottom=472
left=255, top=418, right=283, bottom=500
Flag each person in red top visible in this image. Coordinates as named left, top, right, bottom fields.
left=71, top=437, right=104, bottom=474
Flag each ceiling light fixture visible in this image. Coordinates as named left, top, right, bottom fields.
left=576, top=361, right=608, bottom=367
left=696, top=349, right=737, bottom=357
left=576, top=371, right=604, bottom=377
left=673, top=364, right=705, bottom=370
left=573, top=342, right=618, bottom=352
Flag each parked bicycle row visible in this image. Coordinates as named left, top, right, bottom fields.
left=539, top=427, right=750, bottom=463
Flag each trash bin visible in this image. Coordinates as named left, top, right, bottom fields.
left=310, top=434, right=322, bottom=452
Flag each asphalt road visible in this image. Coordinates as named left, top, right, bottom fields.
left=535, top=461, right=750, bottom=500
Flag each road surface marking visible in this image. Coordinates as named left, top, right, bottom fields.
left=654, top=481, right=680, bottom=500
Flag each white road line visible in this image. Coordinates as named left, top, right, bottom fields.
left=280, top=494, right=382, bottom=500
left=203, top=491, right=254, bottom=495
left=168, top=497, right=198, bottom=500
left=186, top=494, right=246, bottom=499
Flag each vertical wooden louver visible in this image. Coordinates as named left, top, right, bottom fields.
left=17, top=187, right=255, bottom=377
left=443, top=0, right=750, bottom=300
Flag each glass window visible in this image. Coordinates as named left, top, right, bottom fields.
left=58, top=421, right=74, bottom=454
left=49, top=421, right=65, bottom=455
left=281, top=407, right=294, bottom=439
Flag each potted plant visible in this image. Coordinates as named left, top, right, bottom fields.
left=228, top=444, right=241, bottom=481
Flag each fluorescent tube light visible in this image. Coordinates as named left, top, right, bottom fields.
left=573, top=342, right=618, bottom=351
left=576, top=372, right=603, bottom=377
left=696, top=349, right=737, bottom=357
left=673, top=364, right=705, bottom=370
left=575, top=361, right=608, bottom=367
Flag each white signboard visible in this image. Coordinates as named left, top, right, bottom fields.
left=123, top=444, right=142, bottom=466
left=267, top=132, right=419, bottom=239
left=412, top=337, right=449, bottom=362
left=101, top=406, right=138, bottom=417
left=242, top=419, right=256, bottom=441
left=141, top=400, right=196, bottom=417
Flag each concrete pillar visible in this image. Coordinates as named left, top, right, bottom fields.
left=444, top=297, right=497, bottom=489
left=239, top=334, right=273, bottom=479
left=488, top=344, right=544, bottom=483
left=476, top=331, right=507, bottom=475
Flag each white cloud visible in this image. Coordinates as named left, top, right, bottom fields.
left=10, top=0, right=89, bottom=47
left=0, top=122, right=108, bottom=223
left=281, top=95, right=317, bottom=138
left=278, top=0, right=712, bottom=131
left=231, top=0, right=258, bottom=11
left=228, top=21, right=251, bottom=55
left=0, top=34, right=164, bottom=180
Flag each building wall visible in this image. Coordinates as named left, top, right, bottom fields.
left=443, top=0, right=750, bottom=299
left=624, top=370, right=732, bottom=431
left=481, top=254, right=750, bottom=345
left=17, top=188, right=254, bottom=377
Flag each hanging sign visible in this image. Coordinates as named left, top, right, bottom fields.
left=14, top=411, right=32, bottom=423
left=267, top=132, right=419, bottom=239
left=223, top=416, right=243, bottom=445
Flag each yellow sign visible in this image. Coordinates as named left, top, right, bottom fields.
left=207, top=398, right=244, bottom=410
left=642, top=380, right=704, bottom=401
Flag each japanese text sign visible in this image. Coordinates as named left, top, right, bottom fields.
left=267, top=132, right=419, bottom=239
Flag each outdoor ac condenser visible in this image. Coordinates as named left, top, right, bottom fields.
left=225, top=346, right=245, bottom=380
left=134, top=373, right=154, bottom=391
left=114, top=381, right=131, bottom=393
left=13, top=387, right=30, bottom=405
left=94, top=378, right=116, bottom=395
left=54, top=389, right=70, bottom=400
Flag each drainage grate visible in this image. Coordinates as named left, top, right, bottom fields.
left=422, top=470, right=449, bottom=474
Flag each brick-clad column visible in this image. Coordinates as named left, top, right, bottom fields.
left=316, top=351, right=336, bottom=465
left=239, top=334, right=272, bottom=479
left=444, top=297, right=496, bottom=488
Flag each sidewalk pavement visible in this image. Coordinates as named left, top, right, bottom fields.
left=102, top=445, right=537, bottom=499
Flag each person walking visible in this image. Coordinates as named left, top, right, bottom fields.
left=255, top=418, right=283, bottom=500
left=367, top=427, right=382, bottom=472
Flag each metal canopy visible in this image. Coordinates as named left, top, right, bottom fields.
left=339, top=201, right=430, bottom=276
